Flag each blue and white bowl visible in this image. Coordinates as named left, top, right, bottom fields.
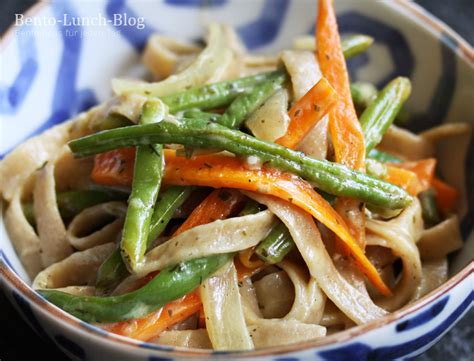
left=1, top=1, right=472, bottom=360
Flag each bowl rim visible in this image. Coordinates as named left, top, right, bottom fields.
left=394, top=0, right=473, bottom=66
left=0, top=0, right=473, bottom=358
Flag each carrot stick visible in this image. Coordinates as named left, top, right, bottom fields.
left=238, top=247, right=264, bottom=269
left=172, top=188, right=244, bottom=236
left=316, top=0, right=367, bottom=249
left=234, top=255, right=263, bottom=282
left=91, top=147, right=136, bottom=186
left=334, top=198, right=366, bottom=250
left=316, top=0, right=365, bottom=171
left=237, top=247, right=264, bottom=278
left=385, top=158, right=436, bottom=196
left=432, top=178, right=459, bottom=214
left=101, top=291, right=201, bottom=341
left=385, top=166, right=424, bottom=196
left=275, top=77, right=337, bottom=149
left=392, top=158, right=436, bottom=191
left=198, top=307, right=206, bottom=329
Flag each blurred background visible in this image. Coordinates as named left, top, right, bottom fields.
left=0, top=0, right=472, bottom=360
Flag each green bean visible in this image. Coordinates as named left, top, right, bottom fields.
left=368, top=149, right=402, bottom=164
left=69, top=118, right=412, bottom=210
left=255, top=222, right=294, bottom=264
left=22, top=189, right=129, bottom=227
left=120, top=100, right=165, bottom=272
left=419, top=189, right=440, bottom=226
left=40, top=254, right=232, bottom=323
left=252, top=190, right=333, bottom=265
left=148, top=186, right=194, bottom=241
left=95, top=249, right=128, bottom=289
left=360, top=77, right=411, bottom=153
left=351, top=82, right=412, bottom=127
left=351, top=82, right=378, bottom=111
left=177, top=109, right=222, bottom=158
left=238, top=200, right=262, bottom=216
left=364, top=157, right=406, bottom=219
left=342, top=34, right=374, bottom=58
left=298, top=34, right=373, bottom=58
left=363, top=158, right=410, bottom=219
left=96, top=186, right=193, bottom=288
left=219, top=72, right=288, bottom=129
left=58, top=189, right=129, bottom=219
left=161, top=70, right=285, bottom=113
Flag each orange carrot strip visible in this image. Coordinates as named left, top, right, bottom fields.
left=393, top=158, right=436, bottom=191
left=91, top=147, right=136, bottom=186
left=432, top=178, right=459, bottom=214
left=334, top=198, right=366, bottom=249
left=172, top=188, right=244, bottom=236
left=275, top=77, right=337, bottom=149
left=316, top=0, right=365, bottom=170
left=101, top=291, right=201, bottom=341
left=234, top=255, right=264, bottom=282
left=172, top=187, right=245, bottom=289
left=238, top=247, right=264, bottom=269
left=385, top=166, right=424, bottom=196
left=316, top=0, right=367, bottom=249
left=198, top=307, right=206, bottom=329
left=385, top=158, right=437, bottom=196
left=162, top=149, right=390, bottom=296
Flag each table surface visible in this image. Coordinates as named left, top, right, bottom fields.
left=0, top=0, right=472, bottom=360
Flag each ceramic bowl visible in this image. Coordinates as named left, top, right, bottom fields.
left=1, top=1, right=473, bottom=360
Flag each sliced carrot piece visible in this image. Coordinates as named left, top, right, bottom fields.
left=393, top=158, right=436, bottom=192
left=316, top=0, right=365, bottom=171
left=198, top=307, right=206, bottom=329
left=91, top=147, right=136, bottom=186
left=238, top=247, right=264, bottom=269
left=385, top=166, right=424, bottom=196
left=234, top=255, right=264, bottom=282
left=432, top=178, right=459, bottom=214
left=101, top=291, right=201, bottom=341
left=385, top=158, right=436, bottom=196
left=172, top=188, right=244, bottom=236
left=275, top=77, right=337, bottom=149
left=334, top=198, right=366, bottom=248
